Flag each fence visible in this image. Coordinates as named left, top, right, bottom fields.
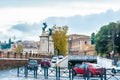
left=17, top=65, right=111, bottom=80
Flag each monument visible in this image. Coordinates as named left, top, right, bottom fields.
left=39, top=23, right=54, bottom=55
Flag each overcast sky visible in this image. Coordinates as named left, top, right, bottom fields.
left=0, top=0, right=120, bottom=42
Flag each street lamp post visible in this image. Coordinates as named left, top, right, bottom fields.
left=48, top=36, right=49, bottom=54
left=109, top=29, right=119, bottom=59
left=68, top=38, right=72, bottom=55
left=112, top=30, right=115, bottom=55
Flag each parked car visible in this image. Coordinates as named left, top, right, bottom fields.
left=73, top=63, right=104, bottom=76
left=58, top=55, right=63, bottom=59
left=40, top=58, right=51, bottom=68
left=27, top=59, right=38, bottom=70
left=111, top=60, right=120, bottom=73
left=51, top=56, right=58, bottom=63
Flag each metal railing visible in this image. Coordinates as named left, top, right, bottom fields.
left=17, top=65, right=120, bottom=80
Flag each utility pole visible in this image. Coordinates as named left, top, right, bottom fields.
left=48, top=36, right=49, bottom=54
left=112, top=30, right=115, bottom=55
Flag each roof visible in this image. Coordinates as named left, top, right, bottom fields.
left=68, top=34, right=90, bottom=40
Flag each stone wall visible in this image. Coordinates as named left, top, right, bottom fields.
left=0, top=58, right=28, bottom=70
left=0, top=58, right=45, bottom=70
left=0, top=51, right=52, bottom=70
left=0, top=51, right=52, bottom=59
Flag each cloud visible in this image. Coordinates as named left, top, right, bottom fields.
left=11, top=23, right=44, bottom=40
left=11, top=23, right=42, bottom=32
left=43, top=9, right=120, bottom=35
left=0, top=9, right=120, bottom=42
left=0, top=23, right=43, bottom=42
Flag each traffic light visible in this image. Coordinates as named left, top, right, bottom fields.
left=91, top=32, right=95, bottom=44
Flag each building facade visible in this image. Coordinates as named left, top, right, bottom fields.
left=68, top=34, right=95, bottom=55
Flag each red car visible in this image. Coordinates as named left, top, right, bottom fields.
left=40, top=58, right=51, bottom=68
left=73, top=63, right=104, bottom=76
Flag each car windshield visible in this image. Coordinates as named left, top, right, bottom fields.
left=29, top=60, right=37, bottom=65
left=74, top=64, right=81, bottom=67
left=78, top=64, right=89, bottom=68
left=52, top=57, right=57, bottom=60
left=42, top=59, right=48, bottom=61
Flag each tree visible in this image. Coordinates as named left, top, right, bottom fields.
left=15, top=45, right=23, bottom=53
left=95, top=22, right=120, bottom=56
left=52, top=26, right=68, bottom=56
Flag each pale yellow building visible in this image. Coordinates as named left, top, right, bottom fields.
left=68, top=34, right=95, bottom=55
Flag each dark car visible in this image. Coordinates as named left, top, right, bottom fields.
left=40, top=58, right=51, bottom=68
left=73, top=63, right=104, bottom=76
left=27, top=60, right=38, bottom=70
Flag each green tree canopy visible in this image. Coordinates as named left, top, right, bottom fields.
left=95, top=22, right=120, bottom=56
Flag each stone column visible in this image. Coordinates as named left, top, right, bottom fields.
left=7, top=52, right=10, bottom=58
left=33, top=53, right=35, bottom=58
left=35, top=54, right=38, bottom=58
left=25, top=52, right=28, bottom=59
left=20, top=53, right=23, bottom=58
left=0, top=51, right=3, bottom=58
left=29, top=53, right=32, bottom=58
left=14, top=53, right=17, bottom=58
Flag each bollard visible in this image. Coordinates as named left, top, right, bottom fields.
left=87, top=68, right=89, bottom=80
left=59, top=67, right=60, bottom=78
left=47, top=67, right=48, bottom=76
left=104, top=68, right=106, bottom=80
left=44, top=66, right=48, bottom=79
left=17, top=66, right=19, bottom=77
left=69, top=68, right=71, bottom=79
left=34, top=66, right=38, bottom=78
left=24, top=65, right=28, bottom=78
left=56, top=66, right=57, bottom=80
left=83, top=67, right=86, bottom=80
left=71, top=68, right=74, bottom=80
left=56, top=66, right=60, bottom=80
left=34, top=66, right=35, bottom=78
left=100, top=68, right=103, bottom=80
left=56, top=66, right=57, bottom=78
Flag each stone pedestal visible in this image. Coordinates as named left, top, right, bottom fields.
left=39, top=33, right=54, bottom=55
left=48, top=36, right=54, bottom=55
left=39, top=35, right=49, bottom=55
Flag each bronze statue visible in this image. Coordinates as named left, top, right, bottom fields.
left=49, top=28, right=52, bottom=36
left=42, top=22, right=47, bottom=32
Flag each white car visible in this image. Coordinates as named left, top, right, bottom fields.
left=111, top=61, right=120, bottom=73
left=51, top=56, right=58, bottom=63
left=58, top=55, right=63, bottom=59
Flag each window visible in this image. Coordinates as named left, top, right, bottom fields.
left=85, top=41, right=87, bottom=45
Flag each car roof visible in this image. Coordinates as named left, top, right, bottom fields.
left=83, top=63, right=101, bottom=67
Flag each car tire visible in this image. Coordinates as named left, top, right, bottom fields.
left=73, top=70, right=76, bottom=76
left=111, top=68, right=116, bottom=74
left=49, top=65, right=51, bottom=67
